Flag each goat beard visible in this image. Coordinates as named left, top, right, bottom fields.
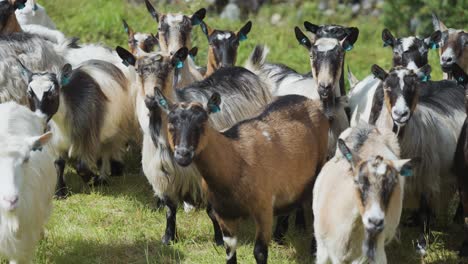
left=362, top=230, right=379, bottom=263
left=321, top=95, right=336, bottom=121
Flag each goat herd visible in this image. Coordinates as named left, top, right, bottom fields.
left=0, top=0, right=466, bottom=263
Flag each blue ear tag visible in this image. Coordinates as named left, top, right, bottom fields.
left=430, top=42, right=439, bottom=49
left=189, top=54, right=196, bottom=60
left=209, top=104, right=220, bottom=113
left=400, top=168, right=413, bottom=177
left=345, top=44, right=353, bottom=51
left=345, top=153, right=353, bottom=162
left=421, top=74, right=430, bottom=82
left=33, top=3, right=38, bottom=11
left=17, top=3, right=25, bottom=10
left=383, top=41, right=391, bottom=47
left=459, top=77, right=465, bottom=83
left=192, top=18, right=201, bottom=26
left=61, top=77, right=70, bottom=86
left=300, top=38, right=308, bottom=45
left=239, top=33, right=247, bottom=42
left=175, top=60, right=184, bottom=69
left=159, top=98, right=168, bottom=108
left=122, top=60, right=129, bottom=67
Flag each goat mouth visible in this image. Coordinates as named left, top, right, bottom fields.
left=174, top=155, right=194, bottom=167
left=441, top=64, right=455, bottom=73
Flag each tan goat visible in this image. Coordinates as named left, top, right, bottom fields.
left=313, top=125, right=416, bottom=264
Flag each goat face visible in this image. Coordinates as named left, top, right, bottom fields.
left=116, top=46, right=189, bottom=96
left=201, top=21, right=252, bottom=69
left=0, top=0, right=26, bottom=31
left=432, top=29, right=467, bottom=73
left=144, top=0, right=205, bottom=54
left=337, top=139, right=413, bottom=262
left=146, top=89, right=220, bottom=167
left=20, top=62, right=71, bottom=121
left=122, top=19, right=158, bottom=56
left=0, top=132, right=52, bottom=212
left=382, top=29, right=440, bottom=70
left=303, top=22, right=359, bottom=43
left=371, top=64, right=431, bottom=129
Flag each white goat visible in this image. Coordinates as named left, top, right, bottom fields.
left=0, top=102, right=56, bottom=264
left=15, top=0, right=56, bottom=29
left=314, top=125, right=413, bottom=264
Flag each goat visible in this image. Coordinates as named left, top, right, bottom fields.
left=122, top=19, right=158, bottom=56
left=0, top=0, right=25, bottom=34
left=15, top=0, right=55, bottom=29
left=144, top=0, right=204, bottom=87
left=349, top=28, right=441, bottom=126
left=451, top=63, right=468, bottom=256
left=0, top=102, right=56, bottom=264
left=148, top=89, right=329, bottom=264
left=199, top=20, right=251, bottom=77
left=19, top=59, right=138, bottom=197
left=116, top=46, right=272, bottom=245
left=431, top=13, right=467, bottom=79
left=370, top=64, right=465, bottom=254
left=314, top=125, right=414, bottom=264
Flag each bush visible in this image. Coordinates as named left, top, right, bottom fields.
left=382, top=0, right=467, bottom=37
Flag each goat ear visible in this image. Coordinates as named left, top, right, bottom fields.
left=382, top=28, right=396, bottom=48
left=14, top=0, right=27, bottom=10
left=26, top=132, right=53, bottom=152
left=295, top=27, right=311, bottom=49
left=237, top=21, right=252, bottom=42
left=337, top=139, right=359, bottom=170
left=60, top=64, right=73, bottom=86
left=432, top=13, right=448, bottom=32
left=371, top=64, right=388, bottom=80
left=191, top=8, right=206, bottom=26
left=116, top=46, right=136, bottom=67
left=144, top=0, right=159, bottom=22
left=425, top=30, right=441, bottom=49
left=393, top=158, right=418, bottom=177
left=189, top=47, right=198, bottom=59
left=207, top=92, right=221, bottom=114
left=416, top=64, right=432, bottom=82
left=17, top=59, right=33, bottom=82
left=122, top=19, right=135, bottom=38
left=303, top=21, right=319, bottom=34
left=172, top=47, right=189, bottom=69
left=200, top=21, right=213, bottom=37
left=146, top=87, right=172, bottom=113
left=341, top=27, right=359, bottom=51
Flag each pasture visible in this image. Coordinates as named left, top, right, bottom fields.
left=0, top=0, right=465, bottom=263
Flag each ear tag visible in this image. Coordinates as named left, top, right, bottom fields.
left=400, top=168, right=413, bottom=177
left=344, top=44, right=353, bottom=51
left=458, top=77, right=465, bottom=83
left=383, top=41, right=391, bottom=47
left=345, top=153, right=353, bottom=162
left=300, top=38, right=308, bottom=45
left=189, top=54, right=196, bottom=60
left=122, top=60, right=129, bottom=67
left=175, top=60, right=184, bottom=69
left=192, top=18, right=201, bottom=26
left=33, top=3, right=38, bottom=11
left=61, top=77, right=70, bottom=86
left=239, top=33, right=247, bottom=42
left=209, top=104, right=220, bottom=113
left=430, top=42, right=439, bottom=49
left=421, top=74, right=430, bottom=82
left=17, top=3, right=26, bottom=10
left=159, top=98, right=168, bottom=108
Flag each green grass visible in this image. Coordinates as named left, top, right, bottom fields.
left=2, top=0, right=464, bottom=263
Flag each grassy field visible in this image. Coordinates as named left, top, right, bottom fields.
left=2, top=0, right=465, bottom=263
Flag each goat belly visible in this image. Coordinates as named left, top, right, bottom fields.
left=208, top=191, right=249, bottom=220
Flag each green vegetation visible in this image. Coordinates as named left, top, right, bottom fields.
left=1, top=0, right=464, bottom=263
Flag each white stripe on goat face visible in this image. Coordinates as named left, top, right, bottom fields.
left=29, top=75, right=56, bottom=101
left=0, top=145, right=27, bottom=212
left=391, top=69, right=411, bottom=124
left=362, top=162, right=386, bottom=230
left=216, top=32, right=232, bottom=40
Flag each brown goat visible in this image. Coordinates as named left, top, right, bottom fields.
left=0, top=0, right=26, bottom=34
left=147, top=90, right=330, bottom=264
left=200, top=20, right=252, bottom=77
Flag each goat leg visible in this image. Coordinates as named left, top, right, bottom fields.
left=218, top=218, right=239, bottom=264
left=295, top=206, right=306, bottom=230
left=162, top=196, right=177, bottom=245
left=75, top=160, right=97, bottom=184
left=273, top=215, right=289, bottom=245
left=206, top=203, right=224, bottom=246
left=415, top=195, right=432, bottom=256
left=253, top=208, right=273, bottom=264
left=54, top=158, right=68, bottom=199
left=459, top=185, right=468, bottom=256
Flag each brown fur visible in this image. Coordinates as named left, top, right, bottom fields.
left=1, top=9, right=21, bottom=34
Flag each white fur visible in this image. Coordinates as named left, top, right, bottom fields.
left=401, top=37, right=416, bottom=52
left=441, top=47, right=456, bottom=63
left=223, top=236, right=238, bottom=260
left=21, top=24, right=65, bottom=44
left=392, top=96, right=410, bottom=124
left=216, top=32, right=231, bottom=40
left=349, top=75, right=381, bottom=126
left=15, top=0, right=56, bottom=29
left=315, top=38, right=339, bottom=52
left=0, top=102, right=56, bottom=263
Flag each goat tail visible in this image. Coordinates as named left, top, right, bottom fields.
left=347, top=66, right=359, bottom=91
left=244, top=45, right=269, bottom=74
left=53, top=37, right=81, bottom=56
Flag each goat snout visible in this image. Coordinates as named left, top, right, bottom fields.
left=318, top=84, right=333, bottom=99
left=392, top=106, right=410, bottom=125
left=2, top=195, right=19, bottom=211
left=365, top=217, right=384, bottom=233
left=441, top=49, right=457, bottom=71
left=174, top=146, right=194, bottom=167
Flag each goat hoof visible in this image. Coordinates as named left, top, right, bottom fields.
left=54, top=188, right=69, bottom=199
left=161, top=234, right=175, bottom=245
left=416, top=235, right=427, bottom=257
left=310, top=238, right=317, bottom=255
left=110, top=160, right=124, bottom=177
left=273, top=235, right=285, bottom=245
left=459, top=240, right=468, bottom=257
left=89, top=176, right=109, bottom=187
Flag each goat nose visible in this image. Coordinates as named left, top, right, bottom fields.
left=3, top=195, right=19, bottom=206
left=442, top=56, right=454, bottom=64
left=368, top=217, right=384, bottom=230
left=394, top=109, right=409, bottom=117
left=175, top=148, right=191, bottom=158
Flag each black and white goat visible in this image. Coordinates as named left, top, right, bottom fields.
left=370, top=64, right=465, bottom=253
left=19, top=59, right=138, bottom=196
left=116, top=45, right=272, bottom=245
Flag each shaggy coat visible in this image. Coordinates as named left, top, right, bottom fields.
left=0, top=102, right=56, bottom=264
